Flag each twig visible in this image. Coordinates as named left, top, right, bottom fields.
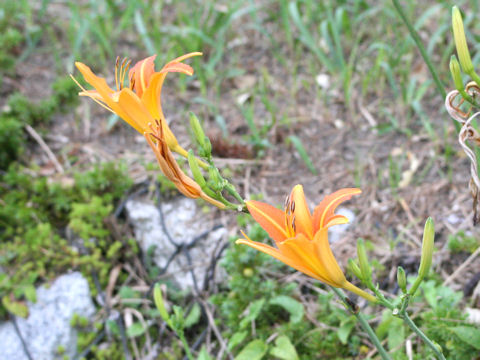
left=117, top=315, right=132, bottom=360
left=12, top=316, right=33, bottom=360
left=199, top=300, right=234, bottom=360
left=443, top=246, right=480, bottom=286
left=25, top=124, right=64, bottom=173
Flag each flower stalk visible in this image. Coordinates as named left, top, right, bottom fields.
left=330, top=286, right=392, bottom=360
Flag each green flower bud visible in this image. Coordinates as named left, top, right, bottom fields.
left=348, top=259, right=363, bottom=281
left=153, top=283, right=170, bottom=325
left=409, top=217, right=435, bottom=296
left=449, top=55, right=464, bottom=91
left=187, top=150, right=207, bottom=188
left=189, top=112, right=206, bottom=149
left=202, top=135, right=212, bottom=157
left=452, top=6, right=474, bottom=75
left=208, top=166, right=224, bottom=192
left=397, top=266, right=407, bottom=294
left=357, top=239, right=372, bottom=286
left=418, top=217, right=435, bottom=279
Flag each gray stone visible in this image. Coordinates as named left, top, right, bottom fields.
left=126, top=197, right=226, bottom=290
left=328, top=207, right=356, bottom=243
left=0, top=272, right=95, bottom=360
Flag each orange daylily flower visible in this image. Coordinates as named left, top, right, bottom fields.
left=236, top=185, right=376, bottom=302
left=72, top=52, right=202, bottom=158
left=145, top=120, right=225, bottom=209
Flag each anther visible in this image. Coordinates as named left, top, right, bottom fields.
left=284, top=195, right=289, bottom=209
left=291, top=216, right=296, bottom=233
left=290, top=201, right=295, bottom=213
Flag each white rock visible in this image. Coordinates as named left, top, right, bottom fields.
left=0, top=272, right=95, bottom=360
left=126, top=197, right=226, bottom=290
left=328, top=207, right=356, bottom=243
left=446, top=213, right=461, bottom=225
left=315, top=73, right=330, bottom=89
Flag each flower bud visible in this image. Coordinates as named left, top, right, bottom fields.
left=397, top=266, right=407, bottom=294
left=450, top=55, right=464, bottom=91
left=409, top=217, right=435, bottom=295
left=202, top=135, right=212, bottom=157
left=357, top=239, right=372, bottom=286
left=452, top=6, right=474, bottom=75
left=189, top=112, right=206, bottom=149
left=348, top=259, right=363, bottom=281
left=418, top=217, right=435, bottom=279
left=153, top=283, right=170, bottom=325
left=208, top=166, right=224, bottom=192
left=187, top=150, right=207, bottom=188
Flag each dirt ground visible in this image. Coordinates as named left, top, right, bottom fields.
left=11, top=2, right=480, bottom=307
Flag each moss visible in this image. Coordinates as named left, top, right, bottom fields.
left=0, top=161, right=133, bottom=318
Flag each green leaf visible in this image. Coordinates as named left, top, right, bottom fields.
left=269, top=295, right=304, bottom=324
left=451, top=326, right=480, bottom=350
left=184, top=303, right=201, bottom=328
left=240, top=298, right=265, bottom=329
left=126, top=322, right=146, bottom=338
left=23, top=285, right=37, bottom=303
left=387, top=318, right=404, bottom=350
left=235, top=339, right=268, bottom=360
left=118, top=286, right=138, bottom=299
left=197, top=346, right=213, bottom=360
left=228, top=331, right=248, bottom=351
left=106, top=319, right=120, bottom=336
left=2, top=296, right=28, bottom=318
left=337, top=316, right=356, bottom=345
left=269, top=335, right=298, bottom=360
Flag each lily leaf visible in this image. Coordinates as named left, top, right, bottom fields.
left=184, top=303, right=201, bottom=328
left=269, top=295, right=304, bottom=324
left=240, top=298, right=265, bottom=329
left=2, top=296, right=28, bottom=318
left=451, top=326, right=480, bottom=350
left=270, top=335, right=298, bottom=360
left=235, top=339, right=268, bottom=360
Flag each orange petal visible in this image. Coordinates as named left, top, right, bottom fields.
left=141, top=72, right=167, bottom=120
left=160, top=62, right=194, bottom=76
left=324, top=214, right=349, bottom=228
left=144, top=131, right=202, bottom=199
left=236, top=232, right=318, bottom=279
left=280, top=233, right=339, bottom=286
left=312, top=228, right=346, bottom=286
left=246, top=200, right=288, bottom=243
left=312, top=188, right=361, bottom=231
left=79, top=90, right=103, bottom=100
left=75, top=62, right=114, bottom=96
left=116, top=88, right=155, bottom=133
left=289, top=184, right=313, bottom=238
left=75, top=62, right=143, bottom=133
left=168, top=52, right=202, bottom=63
left=129, top=55, right=157, bottom=97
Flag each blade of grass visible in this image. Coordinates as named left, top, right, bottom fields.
left=287, top=135, right=317, bottom=175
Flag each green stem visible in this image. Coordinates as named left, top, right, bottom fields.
left=400, top=312, right=446, bottom=360
left=178, top=331, right=195, bottom=360
left=225, top=183, right=245, bottom=205
left=391, top=0, right=461, bottom=132
left=391, top=0, right=445, bottom=99
left=330, top=287, right=392, bottom=360
left=469, top=70, right=480, bottom=89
